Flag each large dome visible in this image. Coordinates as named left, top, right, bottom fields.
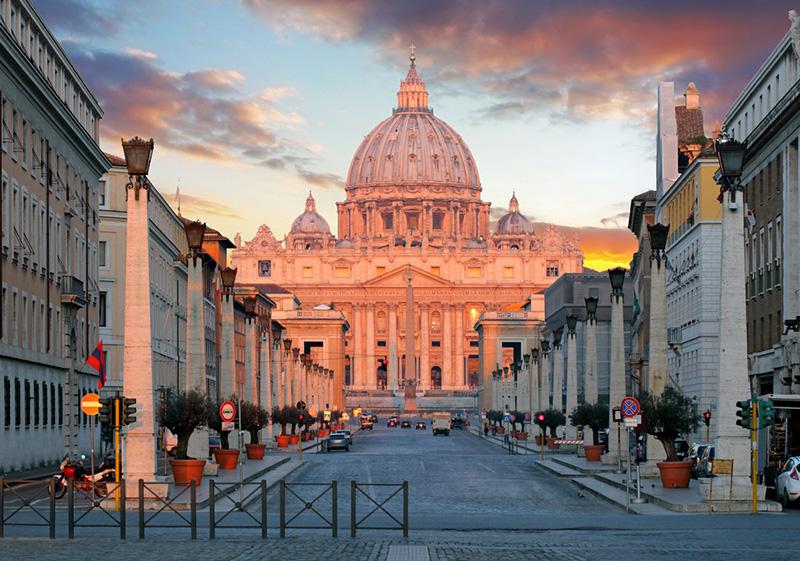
left=290, top=192, right=331, bottom=234
left=346, top=57, right=480, bottom=191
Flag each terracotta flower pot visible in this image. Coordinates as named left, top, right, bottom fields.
left=516, top=432, right=527, bottom=441
left=318, top=429, right=330, bottom=438
left=289, top=434, right=299, bottom=445
left=170, top=458, right=205, bottom=486
left=535, top=434, right=543, bottom=445
left=213, top=449, right=240, bottom=470
left=245, top=443, right=266, bottom=460
left=657, top=461, right=692, bottom=488
left=546, top=436, right=556, bottom=449
left=276, top=435, right=290, bottom=448
left=496, top=427, right=505, bottom=435
left=584, top=444, right=604, bottom=462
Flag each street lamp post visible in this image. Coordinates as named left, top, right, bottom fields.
left=710, top=130, right=754, bottom=500
left=583, top=296, right=599, bottom=446
left=184, top=220, right=207, bottom=394
left=282, top=339, right=292, bottom=408
left=552, top=328, right=563, bottom=415
left=120, top=137, right=161, bottom=496
left=218, top=266, right=238, bottom=400
left=607, top=267, right=627, bottom=463
left=540, top=339, right=551, bottom=411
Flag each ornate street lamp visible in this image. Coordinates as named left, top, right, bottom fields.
left=648, top=223, right=670, bottom=264
left=292, top=348, right=300, bottom=361
left=608, top=267, right=626, bottom=297
left=503, top=366, right=509, bottom=376
left=584, top=296, right=598, bottom=323
left=243, top=295, right=257, bottom=317
left=715, top=129, right=746, bottom=183
left=540, top=339, right=550, bottom=357
left=283, top=338, right=292, bottom=352
left=552, top=328, right=563, bottom=350
left=531, top=348, right=540, bottom=364
left=299, top=353, right=306, bottom=365
left=566, top=314, right=579, bottom=337
left=271, top=325, right=282, bottom=346
left=184, top=220, right=206, bottom=265
left=523, top=353, right=530, bottom=368
left=219, top=266, right=237, bottom=296
left=121, top=136, right=154, bottom=200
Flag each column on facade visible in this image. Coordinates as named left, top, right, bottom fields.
left=281, top=347, right=289, bottom=408
left=353, top=304, right=364, bottom=389
left=219, top=294, right=236, bottom=399
left=388, top=304, right=399, bottom=391
left=540, top=349, right=551, bottom=411
left=419, top=304, right=430, bottom=391
left=648, top=250, right=668, bottom=464
left=365, top=304, right=375, bottom=389
left=455, top=306, right=465, bottom=388
left=245, top=318, right=258, bottom=403
left=528, top=356, right=539, bottom=419
left=261, top=331, right=273, bottom=443
left=712, top=187, right=754, bottom=491
left=583, top=316, right=598, bottom=446
left=122, top=183, right=158, bottom=490
left=442, top=305, right=453, bottom=389
left=607, top=290, right=625, bottom=461
left=565, top=329, right=578, bottom=439
left=185, top=257, right=206, bottom=393
left=290, top=349, right=299, bottom=406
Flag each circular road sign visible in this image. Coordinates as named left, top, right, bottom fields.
left=621, top=397, right=640, bottom=418
left=219, top=400, right=236, bottom=422
left=80, top=393, right=101, bottom=416
left=296, top=400, right=307, bottom=410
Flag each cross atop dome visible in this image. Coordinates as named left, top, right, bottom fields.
left=397, top=47, right=429, bottom=112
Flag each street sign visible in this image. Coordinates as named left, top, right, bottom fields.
left=621, top=397, right=640, bottom=417
left=221, top=421, right=235, bottom=432
left=503, top=414, right=511, bottom=422
left=80, top=393, right=101, bottom=416
left=219, top=400, right=236, bottom=422
left=623, top=414, right=641, bottom=428
left=323, top=410, right=331, bottom=422
left=341, top=413, right=350, bottom=421
left=296, top=400, right=307, bottom=410
left=353, top=408, right=362, bottom=417
left=612, top=406, right=622, bottom=423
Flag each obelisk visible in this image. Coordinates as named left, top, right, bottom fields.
left=404, top=265, right=417, bottom=411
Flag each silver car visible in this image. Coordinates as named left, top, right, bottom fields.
left=327, top=432, right=349, bottom=452
left=776, top=456, right=800, bottom=507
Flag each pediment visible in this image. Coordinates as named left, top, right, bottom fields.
left=364, top=265, right=452, bottom=288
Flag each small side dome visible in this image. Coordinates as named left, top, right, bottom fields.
left=495, top=192, right=532, bottom=235
left=290, top=192, right=331, bottom=234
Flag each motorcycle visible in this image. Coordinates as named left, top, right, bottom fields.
left=49, top=452, right=117, bottom=499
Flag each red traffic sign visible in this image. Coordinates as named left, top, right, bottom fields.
left=80, top=393, right=101, bottom=416
left=621, top=397, right=640, bottom=417
left=219, top=400, right=236, bottom=422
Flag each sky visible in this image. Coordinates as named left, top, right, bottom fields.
left=31, top=0, right=798, bottom=271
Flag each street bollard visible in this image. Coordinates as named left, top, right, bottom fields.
left=191, top=481, right=197, bottom=540
left=209, top=480, right=216, bottom=539
left=260, top=480, right=267, bottom=539
left=279, top=480, right=286, bottom=538
left=138, top=479, right=145, bottom=539
left=331, top=480, right=338, bottom=538
left=49, top=477, right=56, bottom=539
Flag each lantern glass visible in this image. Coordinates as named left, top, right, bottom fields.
left=532, top=348, right=540, bottom=362
left=292, top=348, right=300, bottom=359
left=121, top=137, right=154, bottom=176
left=541, top=340, right=550, bottom=353
left=553, top=328, right=563, bottom=343
left=715, top=133, right=746, bottom=180
left=283, top=338, right=292, bottom=351
left=299, top=353, right=306, bottom=364
left=243, top=296, right=257, bottom=315
left=184, top=220, right=206, bottom=252
left=648, top=223, right=670, bottom=252
left=271, top=325, right=282, bottom=343
left=608, top=267, right=626, bottom=291
left=219, top=266, right=237, bottom=290
left=566, top=314, right=578, bottom=333
left=584, top=296, right=598, bottom=316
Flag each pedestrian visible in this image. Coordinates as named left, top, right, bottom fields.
left=483, top=423, right=489, bottom=438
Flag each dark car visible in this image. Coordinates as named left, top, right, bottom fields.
left=689, top=443, right=711, bottom=479
left=369, top=414, right=378, bottom=423
left=401, top=420, right=411, bottom=428
left=388, top=418, right=398, bottom=427
left=451, top=418, right=466, bottom=430
left=673, top=438, right=689, bottom=461
left=327, top=432, right=349, bottom=452
left=415, top=421, right=426, bottom=430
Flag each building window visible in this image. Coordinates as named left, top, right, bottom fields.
left=546, top=262, right=559, bottom=277
left=376, top=266, right=385, bottom=276
left=466, top=266, right=481, bottom=278
left=99, top=291, right=107, bottom=327
left=469, top=340, right=479, bottom=348
left=24, top=380, right=30, bottom=426
left=430, top=266, right=440, bottom=276
left=503, top=266, right=514, bottom=278
left=14, top=378, right=20, bottom=426
left=98, top=179, right=107, bottom=207
left=98, top=240, right=107, bottom=268
left=432, top=212, right=443, bottom=230
left=303, top=266, right=313, bottom=278
left=50, top=383, right=56, bottom=426
left=377, top=340, right=386, bottom=347
left=33, top=381, right=39, bottom=426
left=42, top=384, right=47, bottom=426
left=382, top=212, right=393, bottom=231
left=258, top=259, right=271, bottom=277
left=432, top=341, right=441, bottom=347
left=469, top=307, right=480, bottom=323
left=334, top=266, right=349, bottom=278
left=406, top=212, right=419, bottom=231
left=3, top=377, right=9, bottom=428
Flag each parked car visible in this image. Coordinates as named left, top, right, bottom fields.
left=415, top=421, right=427, bottom=430
left=333, top=429, right=353, bottom=444
left=776, top=456, right=800, bottom=507
left=401, top=420, right=411, bottom=428
left=327, top=431, right=349, bottom=452
left=673, top=438, right=689, bottom=461
left=689, top=443, right=711, bottom=479
left=360, top=416, right=374, bottom=430
left=451, top=418, right=466, bottom=430
left=697, top=445, right=716, bottom=478
left=388, top=417, right=398, bottom=427
left=209, top=435, right=221, bottom=456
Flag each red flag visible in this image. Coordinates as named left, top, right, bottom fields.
left=87, top=341, right=106, bottom=389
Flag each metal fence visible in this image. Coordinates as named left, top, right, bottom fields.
left=279, top=480, right=337, bottom=537
left=0, top=477, right=56, bottom=538
left=210, top=480, right=267, bottom=539
left=350, top=481, right=408, bottom=537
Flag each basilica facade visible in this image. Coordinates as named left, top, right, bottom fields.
left=232, top=55, right=583, bottom=403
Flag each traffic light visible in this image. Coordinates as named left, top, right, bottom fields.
left=535, top=412, right=545, bottom=424
left=703, top=410, right=711, bottom=427
left=298, top=411, right=306, bottom=424
left=98, top=397, right=114, bottom=425
left=735, top=399, right=752, bottom=430
left=122, top=397, right=137, bottom=425
left=759, top=399, right=775, bottom=428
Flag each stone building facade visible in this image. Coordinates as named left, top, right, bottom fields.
left=1, top=0, right=108, bottom=471
left=232, top=55, right=584, bottom=411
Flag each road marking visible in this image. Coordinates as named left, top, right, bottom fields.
left=386, top=545, right=430, bottom=561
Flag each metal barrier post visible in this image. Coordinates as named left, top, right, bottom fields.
left=260, top=480, right=267, bottom=539
left=191, top=481, right=197, bottom=540
left=331, top=480, right=338, bottom=538
left=350, top=480, right=356, bottom=538
left=279, top=480, right=285, bottom=538
left=119, top=481, right=126, bottom=540
left=49, top=477, right=56, bottom=539
left=138, top=479, right=145, bottom=539
left=0, top=475, right=4, bottom=538
left=209, top=480, right=216, bottom=539
left=67, top=480, right=74, bottom=539
left=403, top=481, right=409, bottom=538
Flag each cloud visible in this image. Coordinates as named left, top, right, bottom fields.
left=599, top=212, right=630, bottom=229
left=243, top=0, right=794, bottom=125
left=296, top=169, right=345, bottom=191
left=163, top=192, right=241, bottom=220
left=32, top=0, right=120, bottom=37
left=125, top=48, right=158, bottom=61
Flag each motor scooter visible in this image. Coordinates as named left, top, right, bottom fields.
left=49, top=452, right=116, bottom=499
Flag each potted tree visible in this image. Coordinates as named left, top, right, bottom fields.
left=241, top=402, right=270, bottom=460
left=273, top=406, right=290, bottom=447
left=208, top=397, right=239, bottom=470
left=509, top=410, right=526, bottom=440
left=316, top=411, right=331, bottom=437
left=285, top=406, right=300, bottom=445
left=159, top=390, right=210, bottom=485
left=534, top=412, right=547, bottom=445
left=639, top=386, right=701, bottom=488
left=570, top=402, right=608, bottom=461
left=543, top=409, right=566, bottom=449
left=301, top=411, right=317, bottom=441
